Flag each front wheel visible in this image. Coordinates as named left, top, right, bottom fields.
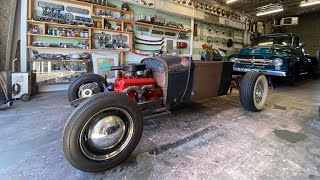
left=68, top=74, right=105, bottom=103
left=240, top=72, right=268, bottom=112
left=63, top=92, right=143, bottom=173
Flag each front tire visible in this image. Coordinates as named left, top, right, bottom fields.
left=240, top=72, right=268, bottom=112
left=63, top=92, right=143, bottom=173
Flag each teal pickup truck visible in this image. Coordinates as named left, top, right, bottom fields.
left=229, top=33, right=319, bottom=82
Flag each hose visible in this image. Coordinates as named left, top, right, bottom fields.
left=0, top=101, right=13, bottom=110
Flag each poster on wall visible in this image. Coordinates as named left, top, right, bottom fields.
left=91, top=53, right=119, bottom=82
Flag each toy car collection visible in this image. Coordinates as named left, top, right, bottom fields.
left=63, top=55, right=269, bottom=173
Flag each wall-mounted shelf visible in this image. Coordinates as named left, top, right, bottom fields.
left=91, top=27, right=132, bottom=34
left=27, top=20, right=92, bottom=29
left=135, top=21, right=189, bottom=32
left=28, top=34, right=91, bottom=40
left=27, top=46, right=90, bottom=51
left=91, top=15, right=132, bottom=24
left=28, top=46, right=131, bottom=52
left=90, top=49, right=131, bottom=52
left=53, top=0, right=133, bottom=14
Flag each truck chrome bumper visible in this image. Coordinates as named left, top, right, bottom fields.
left=233, top=67, right=287, bottom=77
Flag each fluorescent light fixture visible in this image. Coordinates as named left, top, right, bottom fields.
left=226, top=0, right=237, bottom=4
left=300, top=0, right=320, bottom=7
left=256, top=8, right=283, bottom=16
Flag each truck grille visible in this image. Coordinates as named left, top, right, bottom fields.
left=236, top=58, right=273, bottom=67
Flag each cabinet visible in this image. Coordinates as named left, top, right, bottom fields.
left=30, top=60, right=89, bottom=85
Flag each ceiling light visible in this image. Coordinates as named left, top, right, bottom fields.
left=300, top=0, right=320, bottom=7
left=226, top=0, right=237, bottom=4
left=256, top=8, right=284, bottom=16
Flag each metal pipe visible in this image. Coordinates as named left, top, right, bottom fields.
left=0, top=101, right=13, bottom=110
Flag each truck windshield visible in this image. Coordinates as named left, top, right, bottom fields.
left=252, top=36, right=293, bottom=47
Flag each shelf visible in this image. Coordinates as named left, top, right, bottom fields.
left=91, top=15, right=132, bottom=24
left=135, top=21, right=189, bottom=32
left=28, top=46, right=90, bottom=51
left=53, top=0, right=132, bottom=14
left=28, top=46, right=131, bottom=52
left=28, top=34, right=90, bottom=40
left=90, top=49, right=131, bottom=52
left=91, top=28, right=132, bottom=34
left=93, top=4, right=133, bottom=14
left=27, top=20, right=92, bottom=29
left=28, top=58, right=88, bottom=62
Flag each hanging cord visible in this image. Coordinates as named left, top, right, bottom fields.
left=179, top=56, right=192, bottom=102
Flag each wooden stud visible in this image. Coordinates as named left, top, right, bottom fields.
left=88, top=28, right=92, bottom=49
left=28, top=0, right=32, bottom=20
left=121, top=21, right=124, bottom=32
left=43, top=23, right=46, bottom=35
left=120, top=52, right=124, bottom=65
left=90, top=5, right=94, bottom=16
left=27, top=34, right=31, bottom=46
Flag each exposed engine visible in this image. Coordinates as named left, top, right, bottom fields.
left=111, top=64, right=163, bottom=102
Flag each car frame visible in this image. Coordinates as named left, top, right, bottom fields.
left=63, top=55, right=269, bottom=173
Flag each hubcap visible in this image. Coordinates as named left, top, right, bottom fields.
left=88, top=116, right=126, bottom=149
left=255, top=81, right=264, bottom=103
left=79, top=107, right=134, bottom=161
left=78, top=83, right=101, bottom=98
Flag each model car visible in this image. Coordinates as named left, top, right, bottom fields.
left=229, top=33, right=320, bottom=83
left=63, top=56, right=269, bottom=172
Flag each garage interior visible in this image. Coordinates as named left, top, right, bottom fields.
left=0, top=0, right=320, bottom=179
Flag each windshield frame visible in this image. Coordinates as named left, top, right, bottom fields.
left=252, top=35, right=294, bottom=48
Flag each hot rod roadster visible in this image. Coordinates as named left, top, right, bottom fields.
left=63, top=55, right=269, bottom=172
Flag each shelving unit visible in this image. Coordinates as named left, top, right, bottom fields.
left=26, top=0, right=135, bottom=90
left=27, top=0, right=134, bottom=58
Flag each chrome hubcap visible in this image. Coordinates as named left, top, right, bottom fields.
left=255, top=81, right=264, bottom=103
left=79, top=107, right=134, bottom=161
left=88, top=116, right=126, bottom=149
left=78, top=83, right=101, bottom=98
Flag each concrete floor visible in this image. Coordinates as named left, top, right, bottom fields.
left=0, top=79, right=320, bottom=180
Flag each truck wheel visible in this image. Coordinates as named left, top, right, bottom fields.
left=240, top=72, right=268, bottom=112
left=63, top=92, right=143, bottom=173
left=68, top=74, right=105, bottom=103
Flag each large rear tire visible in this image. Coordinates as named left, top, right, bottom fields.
left=63, top=92, right=143, bottom=173
left=240, top=72, right=268, bottom=112
left=68, top=74, right=105, bottom=103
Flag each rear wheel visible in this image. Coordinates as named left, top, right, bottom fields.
left=68, top=74, right=105, bottom=103
left=63, top=92, right=143, bottom=173
left=240, top=72, right=268, bottom=112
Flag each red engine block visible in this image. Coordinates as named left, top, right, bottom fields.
left=113, top=74, right=163, bottom=102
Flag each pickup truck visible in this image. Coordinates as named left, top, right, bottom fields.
left=229, top=33, right=319, bottom=83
